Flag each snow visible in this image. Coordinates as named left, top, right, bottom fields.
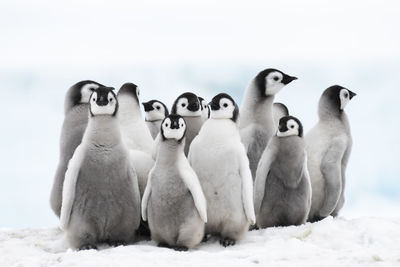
left=1, top=217, right=399, bottom=267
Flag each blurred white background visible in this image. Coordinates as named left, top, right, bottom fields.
left=0, top=0, right=399, bottom=227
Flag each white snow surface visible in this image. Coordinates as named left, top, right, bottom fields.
left=1, top=217, right=399, bottom=267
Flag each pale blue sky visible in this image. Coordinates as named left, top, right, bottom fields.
left=0, top=0, right=399, bottom=227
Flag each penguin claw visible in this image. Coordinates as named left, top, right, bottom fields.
left=220, top=238, right=236, bottom=247
left=79, top=244, right=97, bottom=250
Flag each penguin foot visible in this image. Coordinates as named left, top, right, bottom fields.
left=108, top=240, right=126, bottom=247
left=79, top=244, right=97, bottom=250
left=220, top=238, right=236, bottom=247
left=202, top=234, right=211, bottom=242
left=249, top=225, right=259, bottom=231
left=172, top=246, right=188, bottom=251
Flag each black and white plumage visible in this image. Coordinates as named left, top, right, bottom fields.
left=239, top=68, right=297, bottom=180
left=171, top=92, right=203, bottom=156
left=142, top=115, right=207, bottom=251
left=198, top=96, right=210, bottom=122
left=142, top=100, right=169, bottom=139
left=60, top=87, right=141, bottom=249
left=306, top=85, right=356, bottom=222
left=189, top=93, right=255, bottom=247
left=254, top=116, right=311, bottom=228
left=50, top=80, right=104, bottom=217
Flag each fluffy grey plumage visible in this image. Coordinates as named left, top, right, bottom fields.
left=306, top=85, right=356, bottom=222
left=254, top=116, right=311, bottom=228
left=61, top=88, right=141, bottom=249
left=50, top=80, right=103, bottom=217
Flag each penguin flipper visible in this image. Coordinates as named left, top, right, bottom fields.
left=254, top=138, right=278, bottom=216
left=141, top=168, right=154, bottom=221
left=128, top=163, right=141, bottom=229
left=238, top=144, right=256, bottom=225
left=178, top=154, right=208, bottom=223
left=60, top=144, right=86, bottom=230
left=319, top=137, right=347, bottom=218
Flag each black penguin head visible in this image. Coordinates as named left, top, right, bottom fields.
left=320, top=85, right=357, bottom=114
left=171, top=92, right=201, bottom=117
left=117, top=82, right=140, bottom=103
left=89, top=87, right=118, bottom=117
left=65, top=80, right=104, bottom=111
left=160, top=114, right=186, bottom=143
left=142, top=100, right=169, bottom=121
left=277, top=116, right=303, bottom=138
left=209, top=93, right=239, bottom=122
left=254, top=68, right=297, bottom=97
left=198, top=96, right=210, bottom=119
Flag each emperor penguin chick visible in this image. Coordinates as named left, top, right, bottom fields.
left=273, top=102, right=289, bottom=127
left=60, top=87, right=141, bottom=250
left=171, top=92, right=203, bottom=156
left=254, top=116, right=311, bottom=228
left=142, top=100, right=169, bottom=139
left=189, top=93, right=255, bottom=247
left=239, top=69, right=297, bottom=179
left=117, top=83, right=154, bottom=154
left=142, top=115, right=207, bottom=251
left=198, top=96, right=210, bottom=122
left=50, top=80, right=104, bottom=217
left=306, top=85, right=356, bottom=222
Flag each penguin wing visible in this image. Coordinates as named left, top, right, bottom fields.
left=59, top=144, right=86, bottom=230
left=141, top=167, right=154, bottom=222
left=254, top=140, right=278, bottom=216
left=178, top=154, right=208, bottom=223
left=151, top=134, right=161, bottom=160
left=319, top=136, right=347, bottom=218
left=128, top=162, right=141, bottom=229
left=237, top=143, right=256, bottom=225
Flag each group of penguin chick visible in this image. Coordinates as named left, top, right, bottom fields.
left=49, top=68, right=356, bottom=251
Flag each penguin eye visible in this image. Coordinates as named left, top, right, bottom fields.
left=92, top=98, right=96, bottom=102
left=344, top=93, right=348, bottom=98
left=273, top=76, right=279, bottom=81
left=223, top=103, right=228, bottom=108
left=109, top=98, right=113, bottom=102
left=182, top=103, right=186, bottom=108
left=180, top=123, right=184, bottom=127
left=165, top=123, right=169, bottom=127
left=156, top=106, right=160, bottom=110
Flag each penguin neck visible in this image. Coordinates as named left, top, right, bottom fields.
left=84, top=115, right=122, bottom=146
left=118, top=96, right=143, bottom=123
left=318, top=100, right=350, bottom=127
left=66, top=103, right=89, bottom=117
left=201, top=118, right=240, bottom=141
left=240, top=81, right=275, bottom=127
left=156, top=139, right=185, bottom=164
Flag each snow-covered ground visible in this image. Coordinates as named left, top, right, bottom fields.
left=1, top=216, right=399, bottom=267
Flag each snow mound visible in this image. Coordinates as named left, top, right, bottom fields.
left=1, top=217, right=399, bottom=267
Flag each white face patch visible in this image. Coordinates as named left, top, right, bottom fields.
left=277, top=119, right=299, bottom=137
left=210, top=98, right=235, bottom=120
left=162, top=118, right=186, bottom=140
left=176, top=98, right=202, bottom=117
left=265, top=71, right=285, bottom=96
left=80, top=83, right=101, bottom=103
left=90, top=92, right=117, bottom=116
left=339, top=88, right=351, bottom=110
left=145, top=102, right=166, bottom=121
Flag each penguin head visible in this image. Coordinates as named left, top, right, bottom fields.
left=255, top=68, right=297, bottom=96
left=117, top=82, right=140, bottom=103
left=89, top=87, right=118, bottom=117
left=320, top=85, right=357, bottom=113
left=160, top=114, right=186, bottom=143
left=65, top=80, right=104, bottom=112
left=171, top=92, right=202, bottom=117
left=277, top=116, right=303, bottom=138
left=198, top=96, right=210, bottom=120
left=142, top=100, right=169, bottom=121
left=209, top=93, right=239, bottom=122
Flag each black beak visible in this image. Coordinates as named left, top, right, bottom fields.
left=142, top=102, right=154, bottom=111
left=278, top=122, right=288, bottom=132
left=349, top=91, right=357, bottom=99
left=282, top=75, right=298, bottom=85
left=97, top=95, right=108, bottom=106
left=170, top=120, right=179, bottom=129
left=187, top=101, right=200, bottom=112
left=209, top=101, right=219, bottom=111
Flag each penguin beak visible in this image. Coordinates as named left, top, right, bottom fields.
left=142, top=102, right=153, bottom=111
left=187, top=101, right=200, bottom=112
left=97, top=95, right=108, bottom=106
left=282, top=75, right=298, bottom=85
left=170, top=120, right=179, bottom=129
left=209, top=101, right=219, bottom=111
left=349, top=91, right=357, bottom=99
